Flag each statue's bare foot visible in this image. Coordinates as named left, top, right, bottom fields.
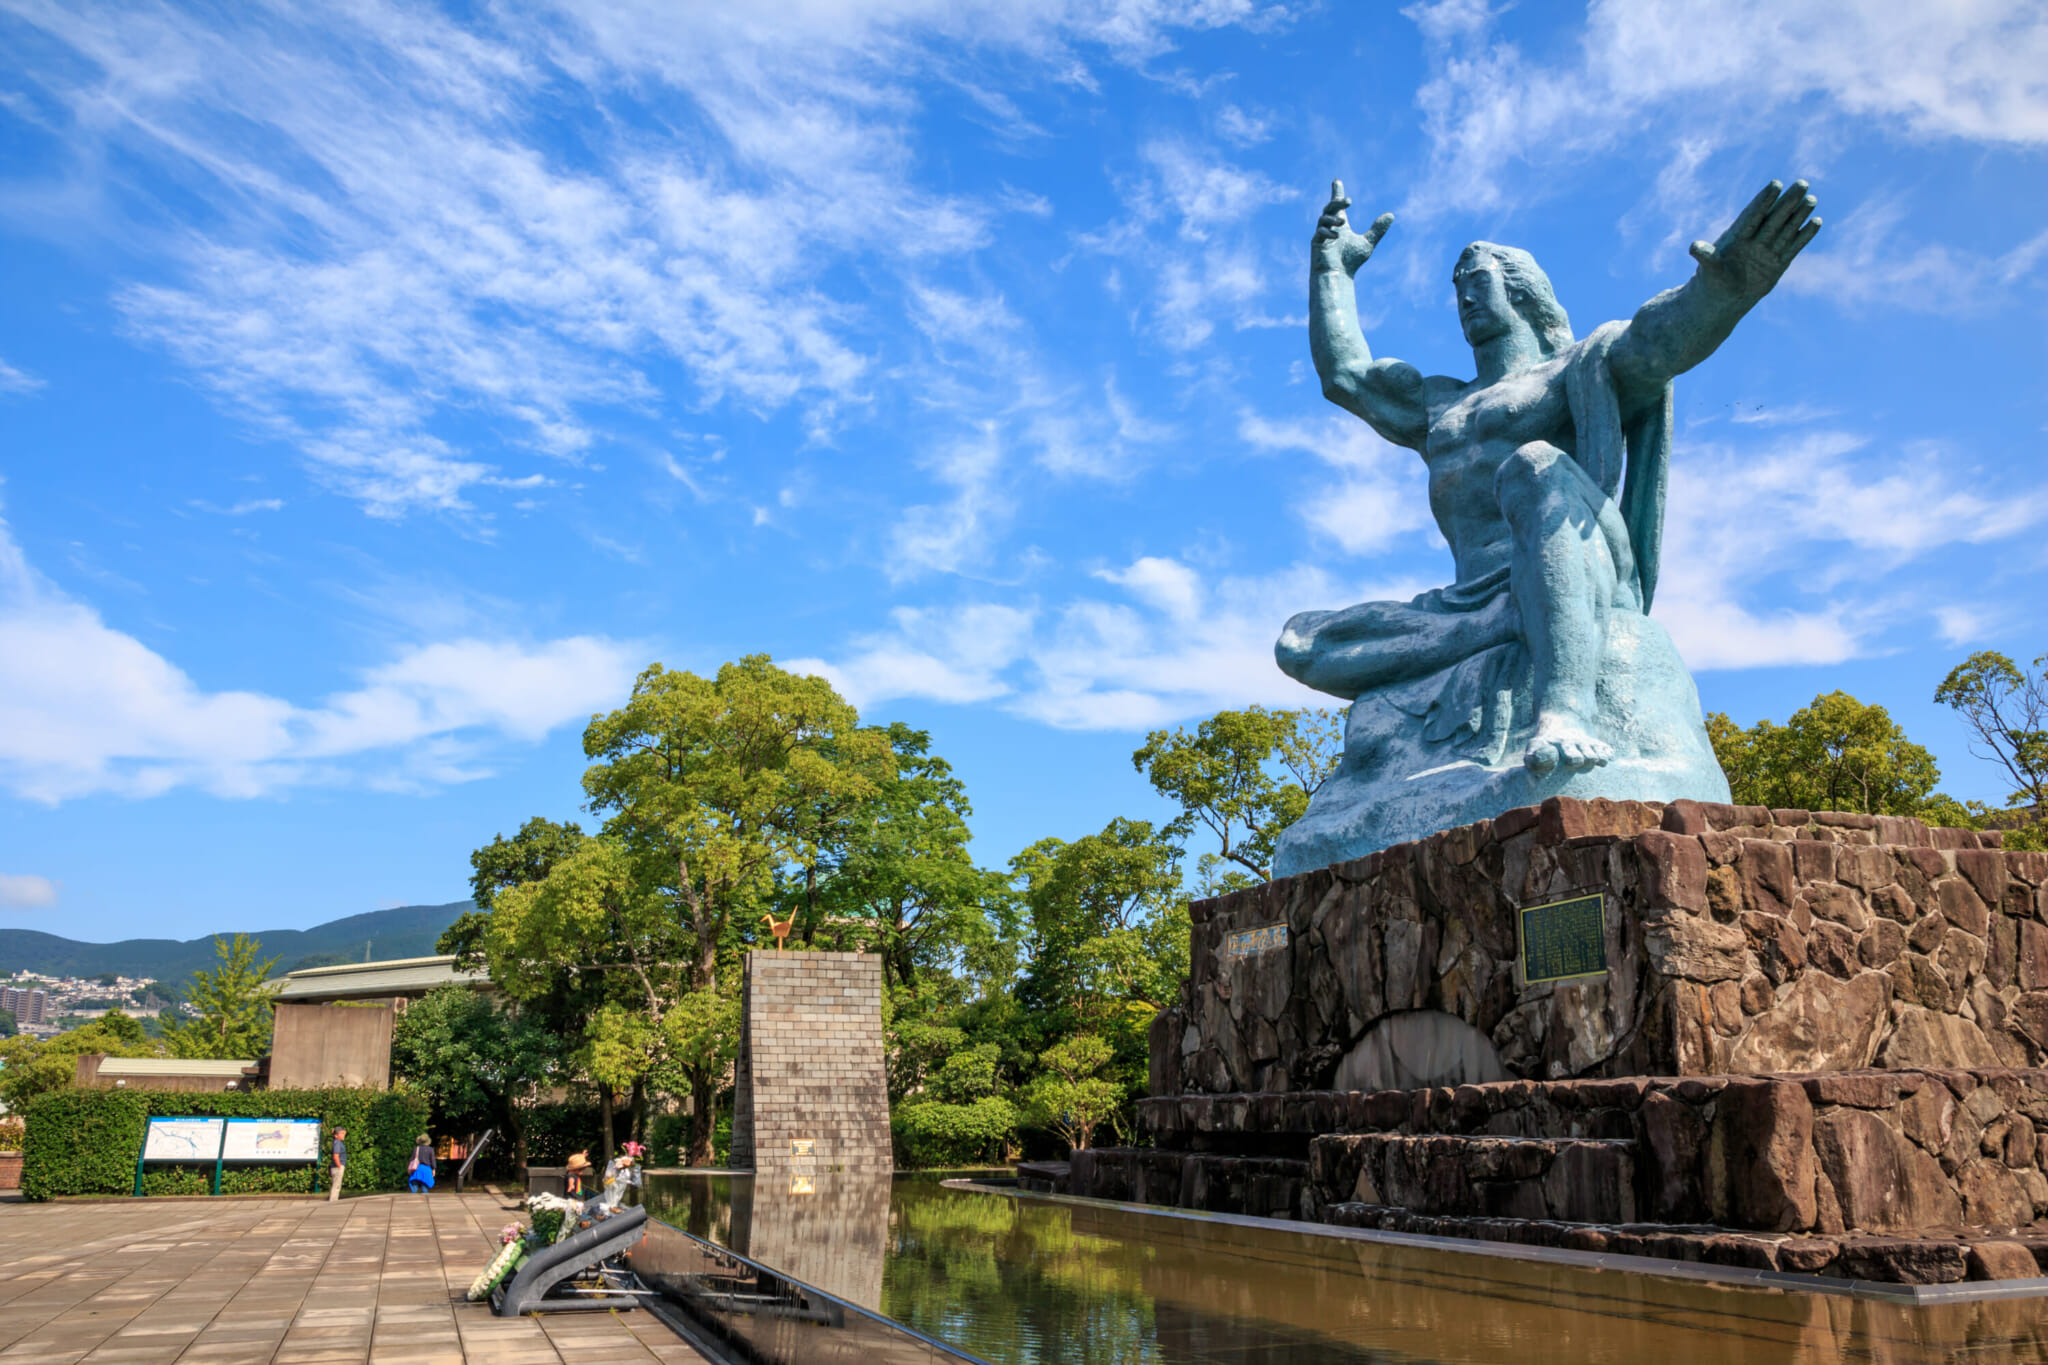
left=1523, top=713, right=1614, bottom=776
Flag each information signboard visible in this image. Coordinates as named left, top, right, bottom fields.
left=141, top=1117, right=226, bottom=1162
left=1519, top=893, right=1608, bottom=984
left=222, top=1118, right=322, bottom=1162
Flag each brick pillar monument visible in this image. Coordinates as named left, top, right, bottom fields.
left=729, top=950, right=891, bottom=1174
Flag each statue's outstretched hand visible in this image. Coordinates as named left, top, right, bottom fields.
left=1312, top=179, right=1393, bottom=278
left=1689, top=179, right=1821, bottom=303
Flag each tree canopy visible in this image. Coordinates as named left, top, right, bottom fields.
left=1936, top=650, right=2047, bottom=848
left=160, top=935, right=278, bottom=1061
left=1707, top=691, right=1943, bottom=816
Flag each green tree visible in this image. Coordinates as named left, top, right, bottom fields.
left=581, top=655, right=890, bottom=992
left=1012, top=817, right=1187, bottom=1029
left=1707, top=691, right=1942, bottom=816
left=389, top=986, right=560, bottom=1169
left=0, top=1018, right=159, bottom=1111
left=0, top=1008, right=15, bottom=1039
left=1133, top=705, right=1342, bottom=888
left=160, top=935, right=278, bottom=1060
left=1021, top=1034, right=1122, bottom=1154
left=795, top=724, right=1011, bottom=991
left=438, top=816, right=587, bottom=966
left=1936, top=650, right=2048, bottom=849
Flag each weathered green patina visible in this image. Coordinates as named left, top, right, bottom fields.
left=1276, top=179, right=1822, bottom=875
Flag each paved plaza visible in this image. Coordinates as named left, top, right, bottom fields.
left=0, top=1193, right=707, bottom=1365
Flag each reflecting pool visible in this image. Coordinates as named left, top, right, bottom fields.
left=642, top=1172, right=2048, bottom=1364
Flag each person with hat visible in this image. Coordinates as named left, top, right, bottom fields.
left=563, top=1150, right=593, bottom=1198
left=407, top=1133, right=436, bottom=1194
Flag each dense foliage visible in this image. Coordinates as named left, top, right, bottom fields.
left=398, top=652, right=1338, bottom=1167
left=160, top=935, right=279, bottom=1060
left=386, top=651, right=2039, bottom=1169
left=1710, top=667, right=2046, bottom=849
left=0, top=1013, right=158, bottom=1112
left=18, top=1086, right=429, bottom=1200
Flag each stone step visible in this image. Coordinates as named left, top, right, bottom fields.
left=1323, top=1203, right=2048, bottom=1286
left=1311, top=1133, right=1638, bottom=1224
left=1069, top=1148, right=1310, bottom=1220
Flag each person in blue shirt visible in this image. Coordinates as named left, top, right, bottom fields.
left=328, top=1128, right=347, bottom=1202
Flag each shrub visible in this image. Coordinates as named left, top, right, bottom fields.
left=520, top=1101, right=632, bottom=1165
left=0, top=1118, right=26, bottom=1153
left=891, top=1096, right=1019, bottom=1169
left=19, top=1086, right=431, bottom=1200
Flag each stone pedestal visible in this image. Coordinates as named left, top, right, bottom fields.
left=1069, top=798, right=2048, bottom=1284
left=729, top=950, right=891, bottom=1176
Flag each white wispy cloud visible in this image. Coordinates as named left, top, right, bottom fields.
left=5, top=1, right=1269, bottom=515
left=1398, top=0, right=2048, bottom=259
left=0, top=874, right=59, bottom=910
left=0, top=358, right=43, bottom=395
left=1238, top=411, right=1431, bottom=556
left=1657, top=430, right=2048, bottom=669
left=1085, top=137, right=1300, bottom=350
left=0, top=509, right=641, bottom=801
left=803, top=555, right=1390, bottom=730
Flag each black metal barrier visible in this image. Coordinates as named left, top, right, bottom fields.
left=627, top=1212, right=991, bottom=1365
left=496, top=1205, right=650, bottom=1316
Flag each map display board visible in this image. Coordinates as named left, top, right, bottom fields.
left=142, top=1117, right=227, bottom=1162
left=222, top=1118, right=322, bottom=1162
left=1519, top=892, right=1608, bottom=984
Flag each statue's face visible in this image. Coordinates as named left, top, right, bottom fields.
left=1455, top=256, right=1513, bottom=347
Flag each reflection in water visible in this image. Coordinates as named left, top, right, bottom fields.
left=646, top=1174, right=2048, bottom=1364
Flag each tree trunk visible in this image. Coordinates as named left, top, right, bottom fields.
left=630, top=1078, right=647, bottom=1147
left=503, top=1103, right=527, bottom=1173
left=598, top=1081, right=616, bottom=1166
left=688, top=1069, right=717, bottom=1167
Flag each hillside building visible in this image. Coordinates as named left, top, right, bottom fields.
left=0, top=986, right=47, bottom=1028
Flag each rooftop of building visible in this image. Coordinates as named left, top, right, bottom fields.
left=271, top=953, right=489, bottom=1003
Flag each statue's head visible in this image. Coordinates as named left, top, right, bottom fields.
left=1454, top=243, right=1572, bottom=357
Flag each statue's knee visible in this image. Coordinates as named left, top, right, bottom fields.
left=1494, top=440, right=1565, bottom=497
left=1275, top=612, right=1323, bottom=675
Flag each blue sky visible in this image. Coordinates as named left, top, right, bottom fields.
left=1, top=0, right=2044, bottom=942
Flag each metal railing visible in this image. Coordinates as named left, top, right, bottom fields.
left=628, top=1212, right=992, bottom=1365
left=455, top=1128, right=494, bottom=1192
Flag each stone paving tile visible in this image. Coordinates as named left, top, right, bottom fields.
left=0, top=1195, right=705, bottom=1365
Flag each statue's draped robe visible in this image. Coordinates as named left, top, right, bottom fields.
left=1317, top=321, right=1675, bottom=766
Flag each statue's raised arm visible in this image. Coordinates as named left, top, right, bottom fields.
left=1609, top=179, right=1822, bottom=408
left=1308, top=181, right=1429, bottom=450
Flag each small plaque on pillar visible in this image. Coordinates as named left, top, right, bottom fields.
left=1519, top=893, right=1607, bottom=984
left=1223, top=923, right=1288, bottom=960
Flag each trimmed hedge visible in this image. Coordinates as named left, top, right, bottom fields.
left=892, top=1096, right=1019, bottom=1169
left=20, top=1086, right=431, bottom=1201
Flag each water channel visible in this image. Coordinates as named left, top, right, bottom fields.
left=639, top=1171, right=2048, bottom=1363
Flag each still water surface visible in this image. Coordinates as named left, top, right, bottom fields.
left=643, top=1172, right=2048, bottom=1364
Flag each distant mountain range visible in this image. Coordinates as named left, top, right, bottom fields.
left=0, top=902, right=474, bottom=986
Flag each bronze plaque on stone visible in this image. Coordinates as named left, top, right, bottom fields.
left=1222, top=923, right=1288, bottom=960
left=1519, top=893, right=1607, bottom=984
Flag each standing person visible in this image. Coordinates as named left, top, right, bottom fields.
left=563, top=1151, right=592, bottom=1198
left=328, top=1128, right=347, bottom=1202
left=407, top=1134, right=436, bottom=1194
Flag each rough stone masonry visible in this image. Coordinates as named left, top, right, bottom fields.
left=729, top=951, right=891, bottom=1175
left=1058, top=797, right=2048, bottom=1283
left=1156, top=797, right=2039, bottom=1097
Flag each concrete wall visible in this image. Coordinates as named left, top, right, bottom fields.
left=730, top=951, right=890, bottom=1175
left=267, top=1002, right=394, bottom=1090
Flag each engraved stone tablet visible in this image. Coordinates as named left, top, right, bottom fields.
left=1223, top=923, right=1289, bottom=960
left=1519, top=893, right=1607, bottom=984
